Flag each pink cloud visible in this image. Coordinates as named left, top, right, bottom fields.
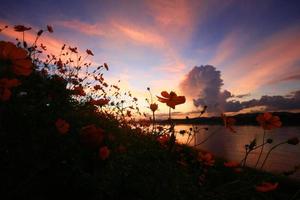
left=55, top=20, right=107, bottom=37
left=112, top=22, right=166, bottom=48
left=223, top=25, right=300, bottom=94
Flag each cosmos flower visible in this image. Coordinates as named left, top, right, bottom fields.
left=255, top=182, right=278, bottom=192
left=256, top=112, right=282, bottom=130
left=157, top=91, right=186, bottom=109
left=55, top=119, right=70, bottom=134
left=86, top=49, right=94, bottom=56
left=72, top=85, right=86, bottom=96
left=90, top=98, right=109, bottom=107
left=157, top=134, right=170, bottom=145
left=0, top=78, right=21, bottom=101
left=80, top=124, right=104, bottom=148
left=14, top=25, right=31, bottom=32
left=47, top=25, right=53, bottom=33
left=150, top=103, right=158, bottom=112
left=198, top=152, right=215, bottom=166
left=99, top=146, right=110, bottom=160
left=224, top=161, right=240, bottom=168
left=0, top=41, right=32, bottom=76
left=94, top=85, right=101, bottom=90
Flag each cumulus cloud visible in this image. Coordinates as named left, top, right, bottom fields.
left=180, top=65, right=231, bottom=112
left=180, top=65, right=300, bottom=113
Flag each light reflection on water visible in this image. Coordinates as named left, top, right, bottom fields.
left=175, top=125, right=300, bottom=179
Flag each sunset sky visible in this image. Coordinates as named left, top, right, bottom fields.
left=1, top=0, right=300, bottom=117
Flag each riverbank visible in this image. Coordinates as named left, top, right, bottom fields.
left=154, top=112, right=300, bottom=126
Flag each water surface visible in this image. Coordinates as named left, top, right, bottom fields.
left=174, top=125, right=300, bottom=179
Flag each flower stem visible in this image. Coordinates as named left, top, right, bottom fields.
left=254, top=130, right=266, bottom=168
left=152, top=111, right=155, bottom=133
left=260, top=141, right=286, bottom=170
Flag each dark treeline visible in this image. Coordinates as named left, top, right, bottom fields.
left=156, top=112, right=300, bottom=126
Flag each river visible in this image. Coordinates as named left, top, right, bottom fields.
left=174, top=124, right=300, bottom=179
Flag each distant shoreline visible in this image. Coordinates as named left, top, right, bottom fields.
left=154, top=112, right=300, bottom=126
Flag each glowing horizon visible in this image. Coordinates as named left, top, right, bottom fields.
left=1, top=0, right=300, bottom=118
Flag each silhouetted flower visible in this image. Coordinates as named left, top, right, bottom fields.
left=256, top=112, right=282, bottom=130
left=255, top=182, right=278, bottom=192
left=224, top=161, right=240, bottom=168
left=94, top=85, right=101, bottom=90
left=157, top=91, right=186, bottom=109
left=150, top=103, right=158, bottom=112
left=198, top=152, right=215, bottom=166
left=0, top=41, right=32, bottom=76
left=72, top=85, right=85, bottom=96
left=0, top=78, right=21, bottom=101
left=90, top=98, right=109, bottom=107
left=99, top=146, right=110, bottom=160
left=81, top=124, right=104, bottom=148
left=14, top=25, right=31, bottom=32
left=69, top=46, right=78, bottom=53
left=86, top=49, right=94, bottom=56
left=47, top=25, right=53, bottom=33
left=55, top=119, right=70, bottom=134
left=157, top=134, right=170, bottom=145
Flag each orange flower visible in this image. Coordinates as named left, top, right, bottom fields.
left=224, top=161, right=240, bottom=168
left=0, top=78, right=21, bottom=101
left=86, top=49, right=94, bottom=56
left=198, top=152, right=215, bottom=166
left=0, top=41, right=32, bottom=76
left=157, top=134, right=170, bottom=145
left=0, top=78, right=21, bottom=88
left=14, top=25, right=31, bottom=32
left=55, top=119, right=70, bottom=134
left=157, top=91, right=186, bottom=109
left=150, top=103, right=158, bottom=112
left=69, top=46, right=78, bottom=53
left=256, top=112, right=282, bottom=130
left=221, top=113, right=236, bottom=133
left=0, top=87, right=11, bottom=101
left=80, top=124, right=104, bottom=148
left=99, top=146, right=110, bottom=160
left=90, top=98, right=109, bottom=107
left=255, top=182, right=278, bottom=192
left=72, top=85, right=86, bottom=96
left=47, top=25, right=53, bottom=33
left=94, top=85, right=101, bottom=90
left=56, top=59, right=63, bottom=68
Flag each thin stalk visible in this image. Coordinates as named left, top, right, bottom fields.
left=194, top=127, right=221, bottom=146
left=152, top=111, right=155, bottom=133
left=241, top=141, right=269, bottom=167
left=260, top=141, right=286, bottom=170
left=254, top=130, right=266, bottom=168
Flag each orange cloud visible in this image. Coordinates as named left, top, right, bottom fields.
left=224, top=25, right=300, bottom=94
left=112, top=22, right=166, bottom=48
left=55, top=20, right=107, bottom=37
